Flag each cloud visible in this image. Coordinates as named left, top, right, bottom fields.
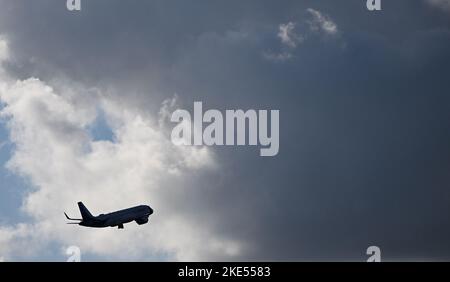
left=0, top=36, right=8, bottom=61
left=264, top=9, right=340, bottom=62
left=307, top=8, right=338, bottom=35
left=278, top=22, right=303, bottom=48
left=263, top=22, right=301, bottom=62
left=262, top=51, right=293, bottom=62
left=0, top=141, right=7, bottom=151
left=0, top=37, right=243, bottom=261
left=0, top=37, right=9, bottom=79
left=426, top=0, right=450, bottom=12
left=0, top=224, right=43, bottom=260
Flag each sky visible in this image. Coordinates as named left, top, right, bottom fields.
left=0, top=0, right=450, bottom=261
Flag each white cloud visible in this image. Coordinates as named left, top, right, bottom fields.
left=0, top=37, right=244, bottom=261
left=307, top=8, right=338, bottom=35
left=426, top=0, right=450, bottom=12
left=264, top=9, right=340, bottom=62
left=264, top=22, right=303, bottom=62
left=0, top=224, right=43, bottom=260
left=278, top=22, right=303, bottom=48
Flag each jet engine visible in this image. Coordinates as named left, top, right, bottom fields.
left=135, top=216, right=149, bottom=225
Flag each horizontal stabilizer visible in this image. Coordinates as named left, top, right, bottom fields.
left=64, top=212, right=82, bottom=221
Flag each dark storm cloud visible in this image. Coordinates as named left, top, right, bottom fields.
left=1, top=0, right=450, bottom=260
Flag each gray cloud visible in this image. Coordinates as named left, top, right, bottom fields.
left=427, top=0, right=450, bottom=12
left=306, top=8, right=338, bottom=35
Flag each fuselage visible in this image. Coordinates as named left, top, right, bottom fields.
left=79, top=205, right=153, bottom=228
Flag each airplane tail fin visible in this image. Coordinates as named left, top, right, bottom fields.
left=78, top=202, right=94, bottom=220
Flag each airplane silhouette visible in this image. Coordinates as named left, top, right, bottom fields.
left=65, top=202, right=153, bottom=229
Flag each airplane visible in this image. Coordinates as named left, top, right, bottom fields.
left=65, top=202, right=153, bottom=229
